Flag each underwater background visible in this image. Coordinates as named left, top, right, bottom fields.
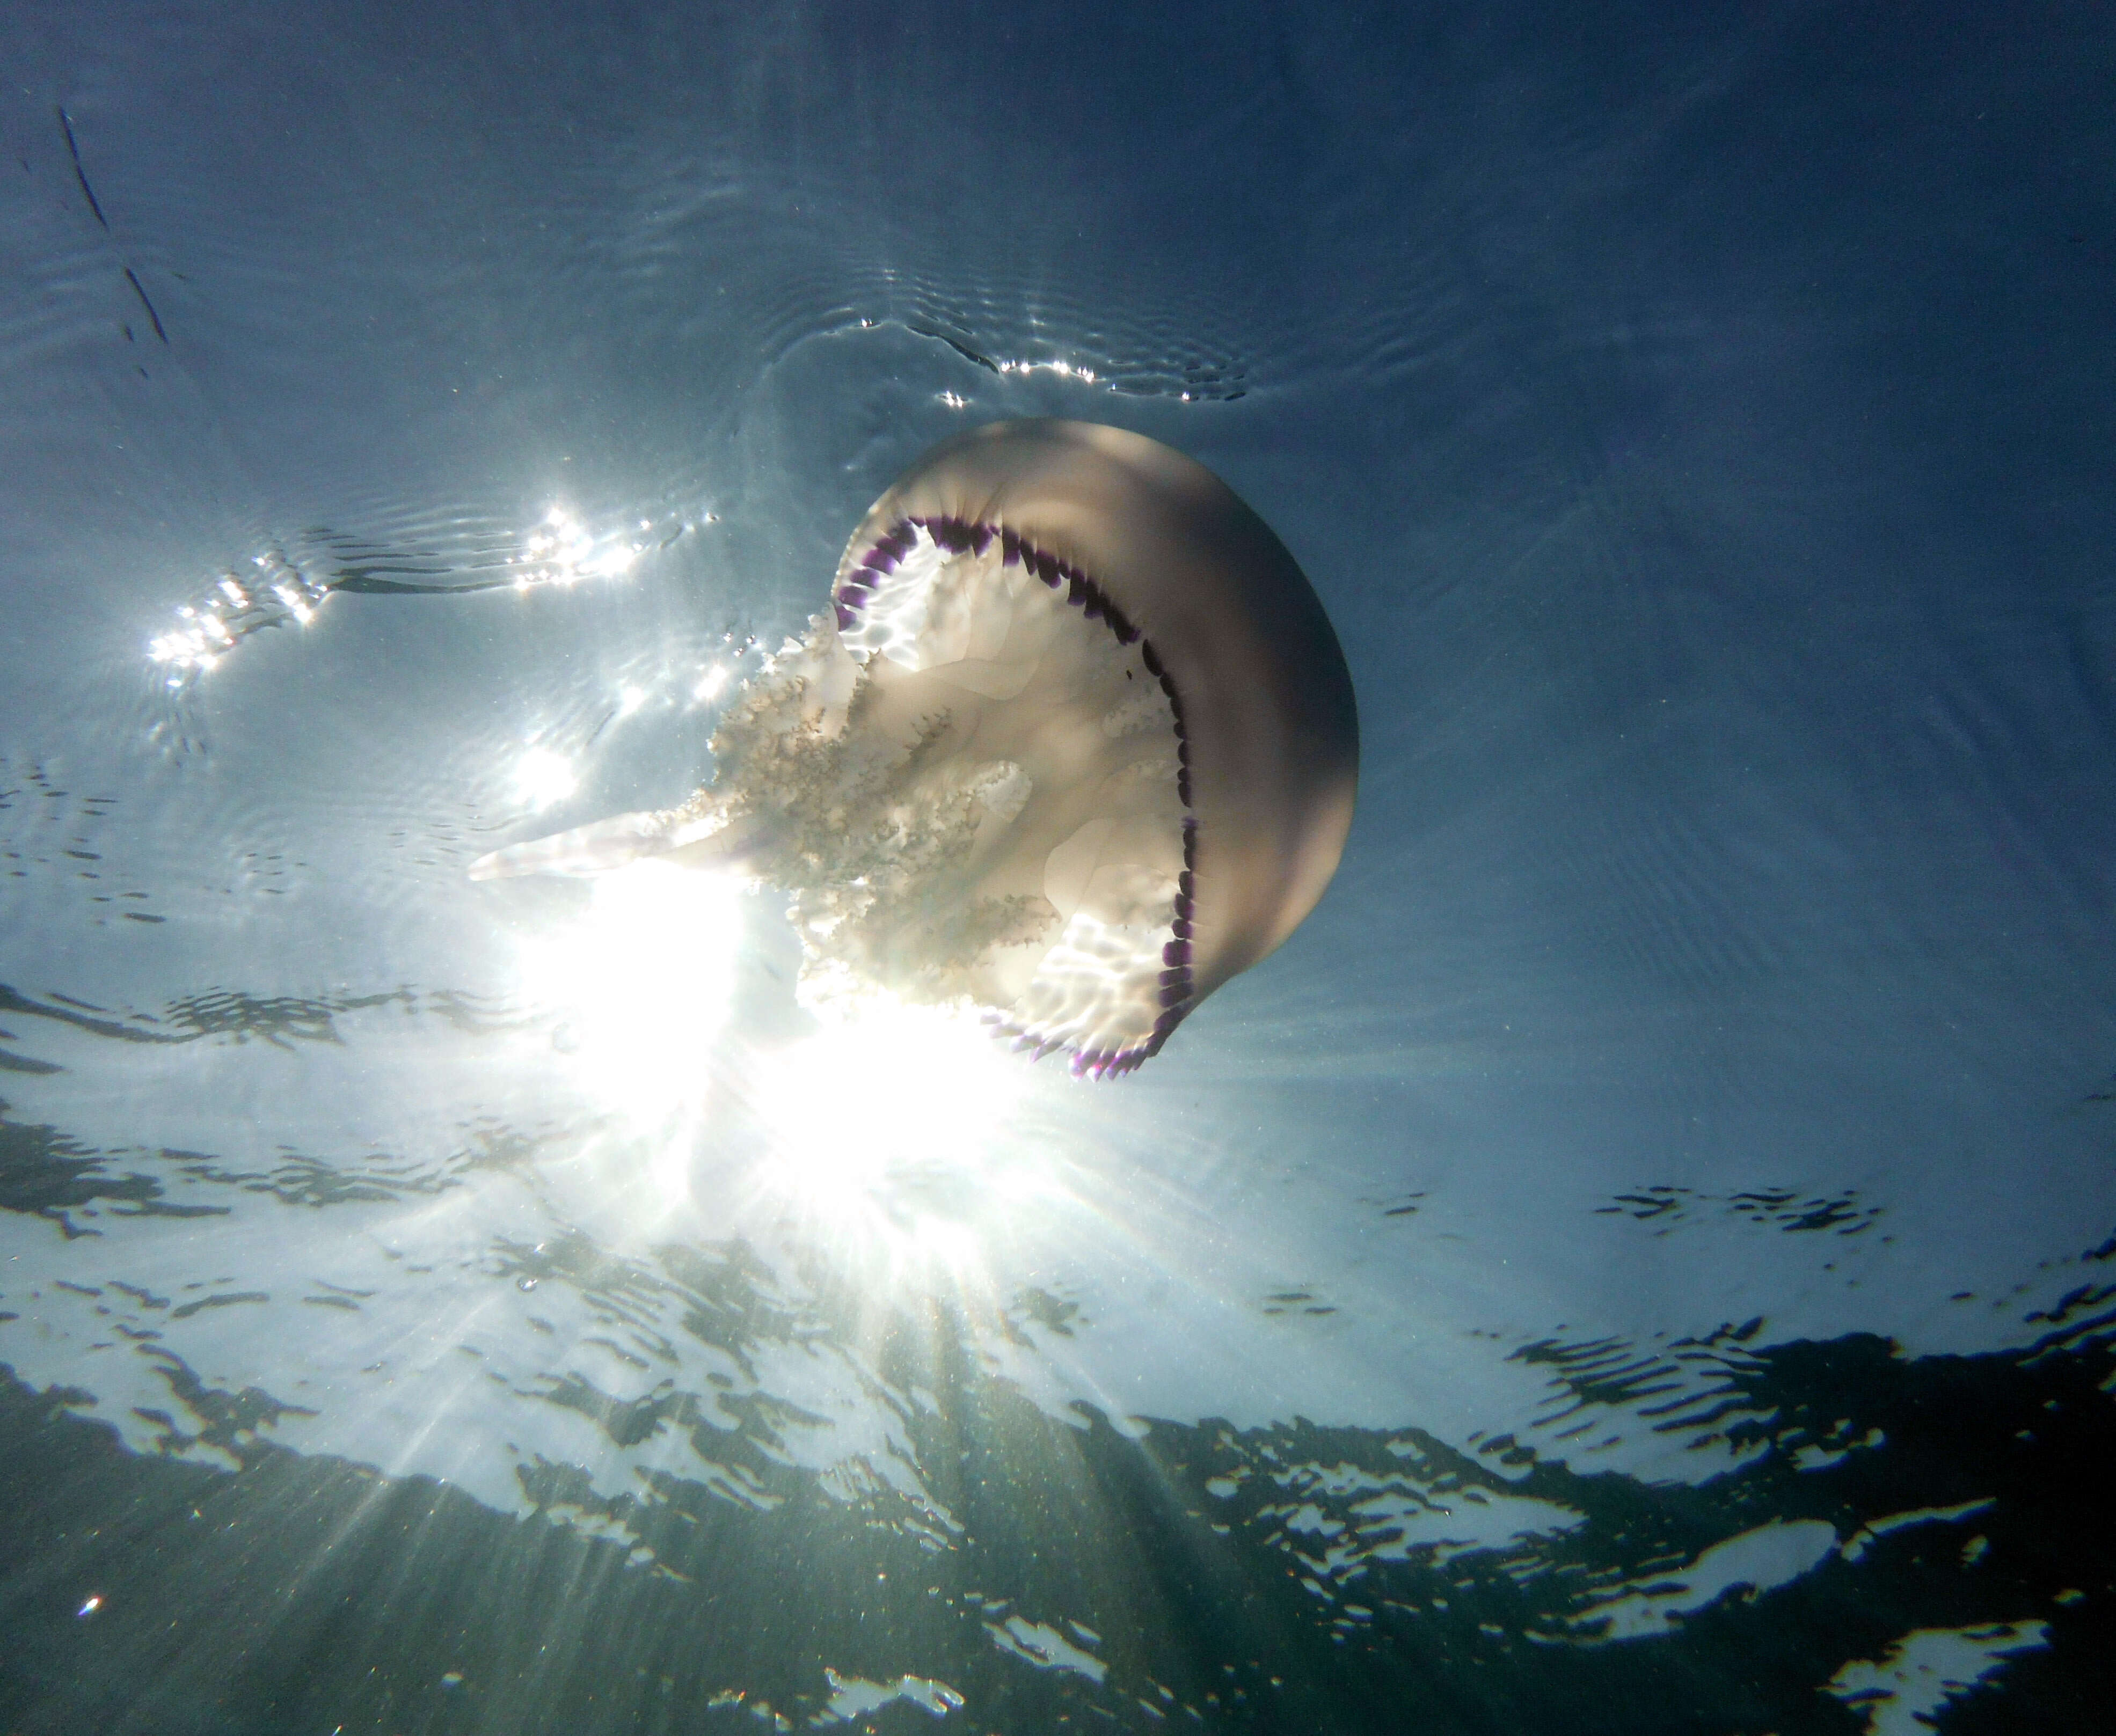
left=2, top=2, right=2113, bottom=1730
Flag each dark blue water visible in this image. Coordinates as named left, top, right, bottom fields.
left=2, top=3, right=2112, bottom=1730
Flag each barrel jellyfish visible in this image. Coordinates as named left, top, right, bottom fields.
left=472, top=420, right=1358, bottom=1076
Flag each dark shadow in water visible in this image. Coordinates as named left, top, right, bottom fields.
left=0, top=980, right=522, bottom=1059
left=0, top=1091, right=583, bottom=1242
left=0, top=1109, right=229, bottom=1238
left=0, top=1266, right=2110, bottom=1734
left=1597, top=1186, right=1885, bottom=1239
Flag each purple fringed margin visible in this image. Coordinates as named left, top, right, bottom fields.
left=847, top=516, right=1197, bottom=1078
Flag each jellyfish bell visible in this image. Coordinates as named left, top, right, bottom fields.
left=472, top=420, right=1358, bottom=1075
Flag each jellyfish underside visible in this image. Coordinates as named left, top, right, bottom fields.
left=477, top=417, right=1358, bottom=1076
left=479, top=522, right=1191, bottom=1072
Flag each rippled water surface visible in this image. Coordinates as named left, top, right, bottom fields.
left=3, top=4, right=2114, bottom=1731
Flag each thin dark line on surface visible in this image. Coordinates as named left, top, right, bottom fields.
left=57, top=107, right=108, bottom=229
left=123, top=268, right=168, bottom=343
left=906, top=320, right=1003, bottom=377
left=329, top=572, right=519, bottom=596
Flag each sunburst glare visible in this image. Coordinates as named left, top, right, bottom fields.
left=513, top=861, right=745, bottom=1129
left=508, top=867, right=1045, bottom=1279
left=510, top=745, right=580, bottom=811
left=740, top=992, right=1035, bottom=1250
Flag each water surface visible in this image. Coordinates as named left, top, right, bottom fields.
left=2, top=3, right=2112, bottom=1731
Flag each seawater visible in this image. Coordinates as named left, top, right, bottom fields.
left=2, top=3, right=2112, bottom=1731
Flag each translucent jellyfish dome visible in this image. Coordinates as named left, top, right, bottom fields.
left=475, top=420, right=1359, bottom=1075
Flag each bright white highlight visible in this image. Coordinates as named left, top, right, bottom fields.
left=515, top=862, right=743, bottom=1127
left=144, top=501, right=691, bottom=688
left=580, top=546, right=638, bottom=580
left=514, top=504, right=652, bottom=588
left=512, top=746, right=579, bottom=811
left=995, top=358, right=1098, bottom=383
left=749, top=995, right=1022, bottom=1204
